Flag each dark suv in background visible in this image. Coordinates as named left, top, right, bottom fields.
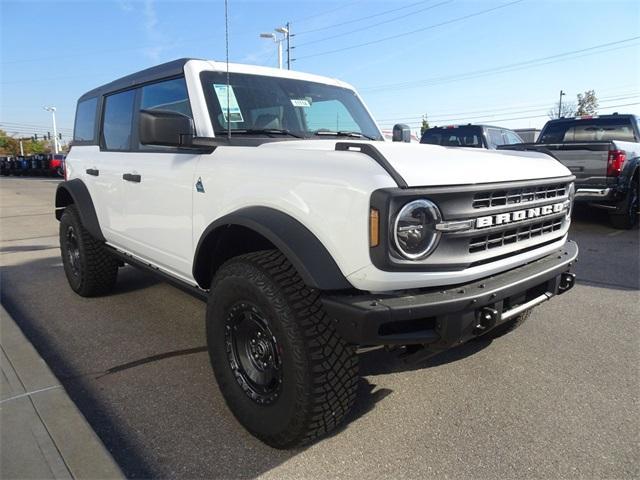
left=420, top=124, right=523, bottom=149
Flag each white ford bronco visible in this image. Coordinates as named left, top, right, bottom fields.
left=57, top=58, right=578, bottom=448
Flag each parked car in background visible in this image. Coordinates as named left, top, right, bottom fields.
left=50, top=154, right=66, bottom=177
left=501, top=114, right=639, bottom=229
left=514, top=128, right=541, bottom=143
left=0, top=156, right=9, bottom=176
left=420, top=124, right=523, bottom=149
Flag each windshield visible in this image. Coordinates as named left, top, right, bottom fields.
left=200, top=72, right=382, bottom=140
left=420, top=126, right=485, bottom=147
left=539, top=117, right=638, bottom=143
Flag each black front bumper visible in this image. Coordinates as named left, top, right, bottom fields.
left=322, top=241, right=578, bottom=348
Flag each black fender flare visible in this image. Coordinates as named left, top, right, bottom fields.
left=55, top=179, right=105, bottom=242
left=193, top=207, right=353, bottom=291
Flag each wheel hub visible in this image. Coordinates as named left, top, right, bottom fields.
left=65, top=226, right=81, bottom=276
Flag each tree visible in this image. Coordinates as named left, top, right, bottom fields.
left=547, top=101, right=575, bottom=119
left=420, top=114, right=430, bottom=135
left=0, top=130, right=20, bottom=156
left=575, top=90, right=598, bottom=116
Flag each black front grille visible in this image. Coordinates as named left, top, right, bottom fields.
left=472, top=183, right=567, bottom=209
left=469, top=218, right=564, bottom=253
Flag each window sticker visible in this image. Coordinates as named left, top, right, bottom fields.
left=213, top=84, right=244, bottom=123
left=291, top=98, right=311, bottom=108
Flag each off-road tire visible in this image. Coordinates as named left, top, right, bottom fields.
left=206, top=250, right=358, bottom=449
left=59, top=205, right=118, bottom=296
left=481, top=309, right=532, bottom=340
left=609, top=176, right=639, bottom=230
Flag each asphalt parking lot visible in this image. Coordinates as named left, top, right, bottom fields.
left=1, top=176, right=638, bottom=479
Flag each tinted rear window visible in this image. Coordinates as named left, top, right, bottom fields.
left=539, top=117, right=638, bottom=143
left=102, top=90, right=135, bottom=151
left=421, top=126, right=483, bottom=147
left=73, top=97, right=98, bottom=142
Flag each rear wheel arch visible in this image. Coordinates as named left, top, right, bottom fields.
left=55, top=179, right=105, bottom=242
left=193, top=207, right=352, bottom=291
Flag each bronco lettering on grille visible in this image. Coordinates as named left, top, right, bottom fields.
left=475, top=202, right=566, bottom=228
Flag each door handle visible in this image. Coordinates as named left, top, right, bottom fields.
left=86, top=168, right=99, bottom=176
left=122, top=173, right=141, bottom=183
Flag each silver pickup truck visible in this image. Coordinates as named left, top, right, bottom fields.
left=501, top=114, right=639, bottom=229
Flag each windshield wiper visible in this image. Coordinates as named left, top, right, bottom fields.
left=313, top=130, right=377, bottom=140
left=216, top=128, right=303, bottom=138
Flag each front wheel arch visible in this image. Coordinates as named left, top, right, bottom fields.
left=193, top=207, right=352, bottom=291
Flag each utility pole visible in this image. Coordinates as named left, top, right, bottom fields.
left=19, top=139, right=24, bottom=156
left=43, top=106, right=59, bottom=154
left=558, top=90, right=566, bottom=118
left=286, top=22, right=291, bottom=70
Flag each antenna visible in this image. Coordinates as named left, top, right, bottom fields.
left=224, top=0, right=231, bottom=140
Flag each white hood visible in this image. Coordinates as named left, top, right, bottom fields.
left=259, top=140, right=572, bottom=187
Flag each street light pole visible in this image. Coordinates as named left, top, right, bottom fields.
left=558, top=90, right=565, bottom=119
left=261, top=26, right=289, bottom=70
left=43, top=106, right=59, bottom=154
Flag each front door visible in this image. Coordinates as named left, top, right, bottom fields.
left=115, top=77, right=200, bottom=282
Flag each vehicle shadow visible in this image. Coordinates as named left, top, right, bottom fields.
left=0, top=255, right=393, bottom=479
left=358, top=338, right=492, bottom=377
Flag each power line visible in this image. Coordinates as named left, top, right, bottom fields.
left=290, top=1, right=363, bottom=25
left=362, top=36, right=640, bottom=93
left=295, top=0, right=452, bottom=48
left=296, top=0, right=438, bottom=36
left=295, top=0, right=524, bottom=61
left=377, top=101, right=640, bottom=127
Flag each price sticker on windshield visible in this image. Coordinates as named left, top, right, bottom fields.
left=291, top=98, right=311, bottom=108
left=213, top=84, right=244, bottom=123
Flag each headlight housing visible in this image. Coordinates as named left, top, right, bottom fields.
left=393, top=199, right=442, bottom=260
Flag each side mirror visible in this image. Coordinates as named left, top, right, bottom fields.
left=392, top=123, right=411, bottom=142
left=139, top=110, right=195, bottom=147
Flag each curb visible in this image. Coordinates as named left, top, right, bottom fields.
left=0, top=304, right=124, bottom=479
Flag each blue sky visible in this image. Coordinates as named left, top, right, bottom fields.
left=1, top=0, right=639, bottom=141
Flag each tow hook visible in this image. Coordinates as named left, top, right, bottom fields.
left=558, top=272, right=576, bottom=294
left=474, top=307, right=499, bottom=335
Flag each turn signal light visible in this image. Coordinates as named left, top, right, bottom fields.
left=369, top=208, right=379, bottom=247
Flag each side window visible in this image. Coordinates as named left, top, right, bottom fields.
left=487, top=128, right=505, bottom=147
left=73, top=97, right=98, bottom=142
left=504, top=131, right=523, bottom=145
left=102, top=90, right=135, bottom=151
left=140, top=77, right=192, bottom=117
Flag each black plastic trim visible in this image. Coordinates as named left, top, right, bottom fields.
left=335, top=142, right=408, bottom=188
left=54, top=179, right=105, bottom=242
left=322, top=241, right=578, bottom=346
left=192, top=206, right=352, bottom=290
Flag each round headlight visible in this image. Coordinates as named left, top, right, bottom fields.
left=393, top=199, right=441, bottom=260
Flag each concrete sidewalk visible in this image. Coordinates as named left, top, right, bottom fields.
left=0, top=305, right=123, bottom=479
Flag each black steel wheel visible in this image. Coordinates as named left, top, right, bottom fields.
left=225, top=302, right=282, bottom=405
left=64, top=224, right=82, bottom=279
